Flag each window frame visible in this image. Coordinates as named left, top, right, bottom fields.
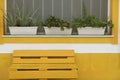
left=0, top=0, right=118, bottom=44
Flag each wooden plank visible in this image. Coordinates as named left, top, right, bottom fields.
left=9, top=50, right=78, bottom=79
left=13, top=57, right=75, bottom=63
left=9, top=71, right=78, bottom=79
left=0, top=0, right=4, bottom=44
left=10, top=68, right=77, bottom=72
left=13, top=50, right=74, bottom=56
left=111, top=0, right=118, bottom=44
left=9, top=64, right=78, bottom=71
left=10, top=64, right=78, bottom=68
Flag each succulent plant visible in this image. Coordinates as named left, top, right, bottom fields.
left=5, top=4, right=41, bottom=27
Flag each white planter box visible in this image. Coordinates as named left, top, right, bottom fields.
left=44, top=27, right=72, bottom=35
left=9, top=26, right=38, bottom=35
left=77, top=27, right=105, bottom=35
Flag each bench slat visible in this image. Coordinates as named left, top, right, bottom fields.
left=14, top=50, right=74, bottom=56
left=9, top=71, right=78, bottom=79
left=10, top=64, right=77, bottom=68
left=10, top=64, right=78, bottom=72
left=13, top=57, right=75, bottom=63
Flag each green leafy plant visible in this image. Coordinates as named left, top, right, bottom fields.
left=81, top=1, right=101, bottom=28
left=84, top=15, right=101, bottom=27
left=72, top=17, right=83, bottom=28
left=44, top=16, right=61, bottom=27
left=106, top=20, right=113, bottom=28
left=72, top=0, right=113, bottom=29
left=60, top=20, right=70, bottom=30
left=44, top=16, right=70, bottom=30
left=72, top=16, right=101, bottom=28
left=5, top=4, right=41, bottom=27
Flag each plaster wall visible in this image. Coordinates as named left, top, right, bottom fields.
left=0, top=0, right=119, bottom=53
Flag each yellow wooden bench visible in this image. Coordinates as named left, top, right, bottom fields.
left=9, top=50, right=78, bottom=80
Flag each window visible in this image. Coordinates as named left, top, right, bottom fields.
left=0, top=0, right=118, bottom=43
left=5, top=0, right=110, bottom=35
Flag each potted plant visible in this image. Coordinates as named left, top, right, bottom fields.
left=78, top=15, right=106, bottom=35
left=72, top=0, right=113, bottom=35
left=5, top=5, right=40, bottom=35
left=44, top=16, right=72, bottom=35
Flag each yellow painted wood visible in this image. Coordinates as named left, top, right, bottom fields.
left=0, top=53, right=120, bottom=80
left=9, top=64, right=78, bottom=71
left=0, top=0, right=4, bottom=44
left=13, top=50, right=75, bottom=63
left=0, top=0, right=118, bottom=44
left=13, top=50, right=74, bottom=56
left=3, top=37, right=113, bottom=43
left=9, top=71, right=78, bottom=79
left=13, top=57, right=75, bottom=63
left=111, top=0, right=119, bottom=44
left=10, top=64, right=77, bottom=68
left=9, top=50, right=78, bottom=79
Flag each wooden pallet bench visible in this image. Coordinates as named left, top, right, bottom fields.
left=9, top=50, right=78, bottom=80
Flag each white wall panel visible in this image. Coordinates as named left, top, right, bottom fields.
left=0, top=43, right=119, bottom=53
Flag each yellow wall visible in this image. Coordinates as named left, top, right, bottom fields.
left=0, top=54, right=12, bottom=80
left=0, top=53, right=120, bottom=80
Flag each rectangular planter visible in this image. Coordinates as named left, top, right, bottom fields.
left=44, top=27, right=72, bottom=35
left=77, top=27, right=105, bottom=35
left=9, top=27, right=38, bottom=35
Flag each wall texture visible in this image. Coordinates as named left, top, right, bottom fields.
left=0, top=53, right=120, bottom=80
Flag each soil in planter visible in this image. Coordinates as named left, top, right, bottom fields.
left=37, top=26, right=45, bottom=35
